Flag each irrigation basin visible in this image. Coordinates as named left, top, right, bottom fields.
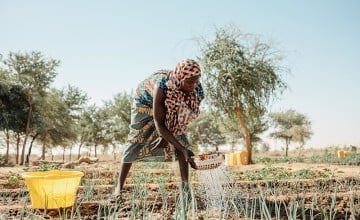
left=22, top=170, right=84, bottom=209
left=193, top=152, right=224, bottom=170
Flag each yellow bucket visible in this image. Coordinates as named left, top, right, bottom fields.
left=337, top=150, right=349, bottom=158
left=225, top=151, right=249, bottom=166
left=239, top=151, right=249, bottom=165
left=22, top=170, right=84, bottom=209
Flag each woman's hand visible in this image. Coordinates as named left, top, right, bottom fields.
left=183, top=149, right=197, bottom=169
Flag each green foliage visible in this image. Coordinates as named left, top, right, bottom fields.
left=187, top=110, right=225, bottom=148
left=0, top=84, right=28, bottom=132
left=130, top=172, right=172, bottom=184
left=7, top=172, right=21, bottom=187
left=269, top=109, right=313, bottom=156
left=199, top=25, right=287, bottom=117
left=37, top=162, right=59, bottom=171
left=132, top=162, right=170, bottom=169
left=4, top=51, right=59, bottom=89
left=256, top=151, right=360, bottom=167
left=1, top=51, right=61, bottom=165
left=236, top=166, right=334, bottom=181
left=254, top=156, right=305, bottom=164
left=292, top=169, right=316, bottom=179
left=337, top=153, right=360, bottom=165
left=0, top=154, right=6, bottom=166
left=309, top=151, right=338, bottom=164
left=102, top=91, right=132, bottom=145
left=198, top=25, right=287, bottom=162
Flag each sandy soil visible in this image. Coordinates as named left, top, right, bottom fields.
left=1, top=160, right=359, bottom=179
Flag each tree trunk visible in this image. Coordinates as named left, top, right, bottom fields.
left=25, top=133, right=39, bottom=165
left=112, top=143, right=116, bottom=160
left=16, top=134, right=20, bottom=164
left=285, top=138, right=290, bottom=157
left=94, top=144, right=97, bottom=157
left=68, top=146, right=72, bottom=161
left=50, top=148, right=54, bottom=161
left=41, top=142, right=46, bottom=160
left=298, top=143, right=304, bottom=157
left=20, top=99, right=32, bottom=165
left=4, top=130, right=10, bottom=164
left=77, top=142, right=83, bottom=159
left=62, top=147, right=66, bottom=161
left=234, top=106, right=253, bottom=164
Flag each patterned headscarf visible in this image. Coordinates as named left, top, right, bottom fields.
left=165, top=59, right=202, bottom=135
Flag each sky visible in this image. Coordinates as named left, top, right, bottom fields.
left=1, top=1, right=359, bottom=149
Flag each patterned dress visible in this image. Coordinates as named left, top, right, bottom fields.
left=121, top=70, right=204, bottom=163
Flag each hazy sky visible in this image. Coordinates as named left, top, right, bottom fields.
left=1, top=1, right=359, bottom=149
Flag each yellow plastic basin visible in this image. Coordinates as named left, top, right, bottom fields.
left=22, top=170, right=84, bottom=209
left=337, top=150, right=349, bottom=158
left=225, top=151, right=249, bottom=166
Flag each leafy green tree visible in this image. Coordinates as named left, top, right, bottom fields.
left=198, top=26, right=287, bottom=163
left=25, top=86, right=88, bottom=163
left=76, top=107, right=94, bottom=159
left=0, top=83, right=27, bottom=163
left=103, top=92, right=131, bottom=158
left=269, top=109, right=313, bottom=156
left=2, top=51, right=59, bottom=165
left=187, top=110, right=225, bottom=152
left=58, top=86, right=88, bottom=160
left=81, top=105, right=111, bottom=157
left=215, top=109, right=268, bottom=152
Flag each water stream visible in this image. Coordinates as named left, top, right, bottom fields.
left=195, top=164, right=236, bottom=209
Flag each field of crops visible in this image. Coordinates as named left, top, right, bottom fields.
left=1, top=153, right=360, bottom=219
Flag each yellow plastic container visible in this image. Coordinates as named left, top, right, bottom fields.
left=337, top=150, right=349, bottom=158
left=232, top=152, right=238, bottom=165
left=239, top=151, right=249, bottom=165
left=22, top=170, right=84, bottom=209
left=225, top=151, right=249, bottom=166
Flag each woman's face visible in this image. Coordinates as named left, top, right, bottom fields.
left=179, top=75, right=200, bottom=93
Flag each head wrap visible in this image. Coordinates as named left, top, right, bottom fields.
left=165, top=59, right=201, bottom=135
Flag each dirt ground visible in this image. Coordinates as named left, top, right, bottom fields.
left=1, top=159, right=359, bottom=179
left=1, top=155, right=360, bottom=219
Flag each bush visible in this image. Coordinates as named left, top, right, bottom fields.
left=0, top=154, right=6, bottom=167
left=37, top=162, right=59, bottom=171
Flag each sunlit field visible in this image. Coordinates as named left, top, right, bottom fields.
left=1, top=148, right=360, bottom=219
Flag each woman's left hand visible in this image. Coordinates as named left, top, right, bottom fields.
left=150, top=137, right=168, bottom=152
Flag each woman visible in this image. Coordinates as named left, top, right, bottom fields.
left=115, top=59, right=204, bottom=197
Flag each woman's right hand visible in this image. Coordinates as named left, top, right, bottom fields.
left=183, top=149, right=197, bottom=169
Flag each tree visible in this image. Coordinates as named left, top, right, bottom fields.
left=211, top=109, right=268, bottom=152
left=187, top=110, right=225, bottom=152
left=0, top=83, right=27, bottom=164
left=102, top=92, right=131, bottom=158
left=198, top=26, right=287, bottom=163
left=269, top=109, right=313, bottom=156
left=2, top=51, right=59, bottom=165
left=76, top=108, right=94, bottom=159
left=81, top=105, right=110, bottom=157
left=25, top=86, right=87, bottom=163
left=58, top=85, right=88, bottom=160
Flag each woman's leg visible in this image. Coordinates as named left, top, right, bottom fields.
left=116, top=162, right=132, bottom=195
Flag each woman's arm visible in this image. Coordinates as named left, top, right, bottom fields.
left=153, top=86, right=190, bottom=161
